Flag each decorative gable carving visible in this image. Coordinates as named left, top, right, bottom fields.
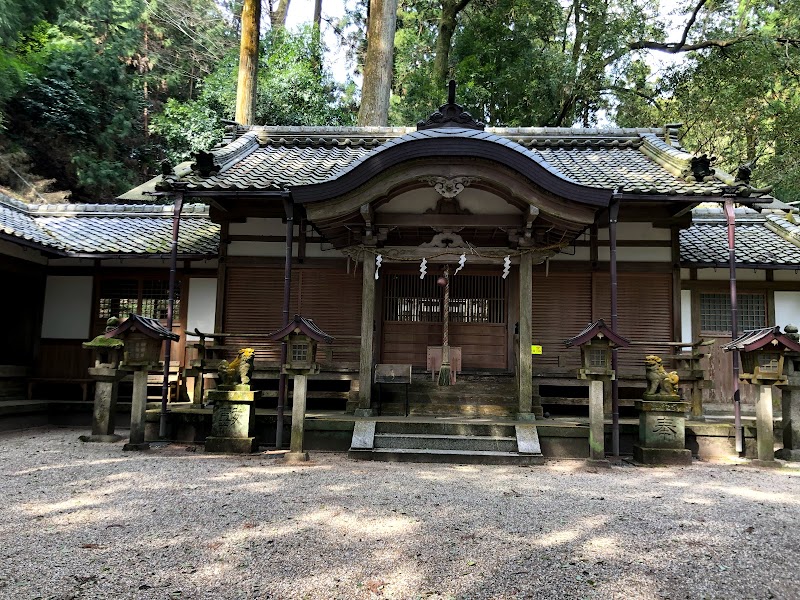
left=420, top=176, right=477, bottom=198
left=417, top=80, right=485, bottom=131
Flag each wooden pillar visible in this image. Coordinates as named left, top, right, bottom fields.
left=358, top=255, right=377, bottom=410
left=518, top=252, right=533, bottom=415
left=756, top=385, right=775, bottom=464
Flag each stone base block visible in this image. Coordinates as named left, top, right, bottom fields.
left=353, top=408, right=375, bottom=417
left=284, top=451, right=310, bottom=463
left=775, top=448, right=800, bottom=461
left=205, top=436, right=258, bottom=454
left=80, top=434, right=123, bottom=443
left=585, top=458, right=611, bottom=468
left=123, top=442, right=150, bottom=452
left=633, top=445, right=692, bottom=466
left=750, top=459, right=782, bottom=468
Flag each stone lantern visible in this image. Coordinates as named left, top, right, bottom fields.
left=80, top=317, right=125, bottom=443
left=564, top=319, right=630, bottom=464
left=105, top=314, right=180, bottom=451
left=267, top=315, right=334, bottom=461
left=724, top=326, right=800, bottom=465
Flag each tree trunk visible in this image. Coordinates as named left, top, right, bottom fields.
left=357, top=0, right=398, bottom=126
left=235, top=0, right=261, bottom=125
left=270, top=0, right=291, bottom=28
left=313, top=0, right=322, bottom=29
left=433, top=0, right=471, bottom=86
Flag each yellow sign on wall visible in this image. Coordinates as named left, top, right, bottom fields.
left=531, top=345, right=543, bottom=355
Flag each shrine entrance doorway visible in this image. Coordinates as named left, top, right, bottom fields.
left=380, top=267, right=509, bottom=371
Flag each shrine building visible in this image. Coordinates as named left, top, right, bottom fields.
left=2, top=91, right=800, bottom=453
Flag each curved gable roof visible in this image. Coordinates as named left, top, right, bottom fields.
left=288, top=127, right=613, bottom=207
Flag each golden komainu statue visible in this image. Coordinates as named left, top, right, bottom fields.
left=644, top=355, right=679, bottom=396
left=218, top=348, right=256, bottom=387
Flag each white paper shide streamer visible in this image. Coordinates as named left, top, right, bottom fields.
left=502, top=255, right=511, bottom=279
left=419, top=258, right=427, bottom=279
left=454, top=253, right=466, bottom=276
left=375, top=254, right=382, bottom=280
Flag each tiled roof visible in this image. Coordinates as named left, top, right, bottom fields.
left=0, top=194, right=218, bottom=256
left=157, top=125, right=756, bottom=199
left=680, top=207, right=800, bottom=266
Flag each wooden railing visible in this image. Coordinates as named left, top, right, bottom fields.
left=182, top=330, right=362, bottom=404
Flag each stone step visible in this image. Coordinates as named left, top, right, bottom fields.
left=376, top=420, right=517, bottom=437
left=349, top=447, right=545, bottom=466
left=373, top=433, right=518, bottom=452
left=377, top=402, right=516, bottom=418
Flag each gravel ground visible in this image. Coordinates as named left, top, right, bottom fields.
left=1, top=428, right=799, bottom=600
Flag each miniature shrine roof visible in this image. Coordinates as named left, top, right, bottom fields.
left=105, top=314, right=180, bottom=341
left=722, top=326, right=800, bottom=353
left=680, top=206, right=800, bottom=268
left=0, top=193, right=219, bottom=257
left=564, top=319, right=631, bottom=348
left=121, top=125, right=773, bottom=203
left=266, top=314, right=335, bottom=344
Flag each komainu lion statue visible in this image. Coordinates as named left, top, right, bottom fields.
left=644, top=355, right=679, bottom=396
left=218, top=348, right=256, bottom=387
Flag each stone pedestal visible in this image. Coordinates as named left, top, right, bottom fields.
left=123, top=369, right=150, bottom=451
left=777, top=383, right=800, bottom=461
left=80, top=366, right=124, bottom=443
left=633, top=396, right=692, bottom=465
left=755, top=385, right=776, bottom=465
left=287, top=374, right=310, bottom=462
left=204, top=385, right=261, bottom=453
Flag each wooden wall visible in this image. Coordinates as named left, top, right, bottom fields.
left=223, top=260, right=362, bottom=361
left=532, top=269, right=673, bottom=375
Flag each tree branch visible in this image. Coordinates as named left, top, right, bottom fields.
left=677, top=0, right=708, bottom=49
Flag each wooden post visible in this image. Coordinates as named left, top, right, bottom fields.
left=756, top=385, right=775, bottom=464
left=124, top=369, right=150, bottom=451
left=518, top=252, right=533, bottom=414
left=589, top=380, right=605, bottom=461
left=358, top=255, right=377, bottom=410
left=288, top=374, right=309, bottom=461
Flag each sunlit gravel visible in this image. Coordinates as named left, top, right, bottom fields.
left=1, top=427, right=798, bottom=599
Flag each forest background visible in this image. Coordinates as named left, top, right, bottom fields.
left=0, top=0, right=798, bottom=204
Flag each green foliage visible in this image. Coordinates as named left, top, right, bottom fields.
left=150, top=98, right=225, bottom=164
left=612, top=0, right=800, bottom=201
left=152, top=26, right=357, bottom=162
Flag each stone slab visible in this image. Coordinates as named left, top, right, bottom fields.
left=206, top=390, right=260, bottom=403
left=350, top=420, right=376, bottom=449
left=516, top=412, right=537, bottom=422
left=123, top=442, right=150, bottom=452
left=350, top=447, right=546, bottom=466
left=211, top=401, right=255, bottom=439
left=639, top=411, right=688, bottom=450
left=205, top=436, right=258, bottom=454
left=515, top=425, right=542, bottom=455
left=636, top=399, right=691, bottom=412
left=79, top=434, right=123, bottom=443
left=633, top=445, right=692, bottom=466
left=284, top=451, right=310, bottom=463
left=775, top=448, right=800, bottom=461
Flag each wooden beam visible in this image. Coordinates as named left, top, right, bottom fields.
left=374, top=213, right=523, bottom=228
